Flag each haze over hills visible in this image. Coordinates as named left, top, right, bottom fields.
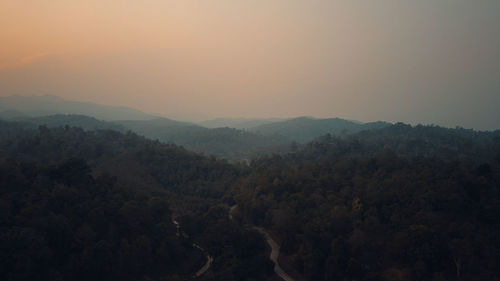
left=248, top=116, right=392, bottom=143
left=2, top=113, right=292, bottom=159
left=4, top=94, right=499, bottom=161
left=115, top=118, right=289, bottom=158
left=198, top=118, right=286, bottom=129
left=0, top=94, right=158, bottom=121
left=10, top=114, right=126, bottom=132
left=1, top=115, right=499, bottom=281
left=3, top=1, right=500, bottom=280
left=1, top=95, right=499, bottom=281
left=0, top=95, right=399, bottom=159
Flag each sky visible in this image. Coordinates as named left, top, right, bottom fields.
left=1, top=0, right=499, bottom=130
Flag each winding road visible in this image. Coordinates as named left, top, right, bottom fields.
left=172, top=217, right=213, bottom=278
left=192, top=243, right=214, bottom=277
left=229, top=205, right=295, bottom=281
left=171, top=204, right=295, bottom=280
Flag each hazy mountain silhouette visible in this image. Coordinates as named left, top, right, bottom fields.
left=0, top=109, right=28, bottom=119
left=115, top=118, right=288, bottom=158
left=15, top=114, right=126, bottom=131
left=0, top=95, right=393, bottom=158
left=0, top=94, right=158, bottom=120
left=198, top=118, right=286, bottom=129
left=117, top=117, right=195, bottom=129
left=249, top=116, right=391, bottom=142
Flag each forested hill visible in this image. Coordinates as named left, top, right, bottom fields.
left=1, top=119, right=499, bottom=281
left=198, top=117, right=285, bottom=129
left=233, top=124, right=500, bottom=281
left=114, top=118, right=289, bottom=159
left=0, top=94, right=157, bottom=120
left=1, top=115, right=291, bottom=160
left=0, top=120, right=242, bottom=197
left=8, top=114, right=126, bottom=132
left=0, top=158, right=201, bottom=281
left=276, top=122, right=500, bottom=166
left=0, top=121, right=234, bottom=280
left=248, top=116, right=391, bottom=143
left=0, top=120, right=274, bottom=281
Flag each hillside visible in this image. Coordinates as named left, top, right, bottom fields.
left=1, top=119, right=499, bottom=281
left=0, top=113, right=290, bottom=160
left=0, top=96, right=398, bottom=159
left=0, top=120, right=274, bottom=281
left=198, top=118, right=285, bottom=129
left=249, top=116, right=391, bottom=143
left=284, top=123, right=500, bottom=165
left=115, top=118, right=289, bottom=159
left=233, top=124, right=500, bottom=281
left=0, top=95, right=157, bottom=121
left=11, top=114, right=125, bottom=132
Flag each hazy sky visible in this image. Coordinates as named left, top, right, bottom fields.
left=1, top=1, right=499, bottom=129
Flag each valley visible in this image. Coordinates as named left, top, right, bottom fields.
left=0, top=99, right=499, bottom=281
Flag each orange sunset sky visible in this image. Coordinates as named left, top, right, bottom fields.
left=1, top=0, right=499, bottom=129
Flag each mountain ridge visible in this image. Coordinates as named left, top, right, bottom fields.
left=0, top=94, right=159, bottom=121
left=248, top=116, right=392, bottom=142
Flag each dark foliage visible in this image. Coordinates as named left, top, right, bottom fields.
left=0, top=121, right=272, bottom=281
left=0, top=158, right=198, bottom=281
left=236, top=125, right=500, bottom=281
left=1, top=120, right=499, bottom=281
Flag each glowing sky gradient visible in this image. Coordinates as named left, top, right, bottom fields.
left=1, top=1, right=499, bottom=129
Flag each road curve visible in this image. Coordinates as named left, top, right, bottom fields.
left=172, top=217, right=213, bottom=278
left=254, top=227, right=295, bottom=281
left=229, top=205, right=295, bottom=281
left=193, top=243, right=214, bottom=277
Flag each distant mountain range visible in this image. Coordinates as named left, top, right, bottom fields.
left=0, top=94, right=158, bottom=120
left=247, top=116, right=391, bottom=142
left=6, top=114, right=289, bottom=159
left=0, top=95, right=393, bottom=159
left=198, top=118, right=286, bottom=129
left=11, top=114, right=126, bottom=131
left=117, top=119, right=288, bottom=158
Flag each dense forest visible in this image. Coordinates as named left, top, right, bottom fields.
left=0, top=122, right=273, bottom=281
left=3, top=114, right=292, bottom=159
left=0, top=119, right=499, bottom=281
left=248, top=116, right=390, bottom=143
left=0, top=158, right=199, bottom=281
left=234, top=125, right=500, bottom=281
left=0, top=96, right=395, bottom=159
